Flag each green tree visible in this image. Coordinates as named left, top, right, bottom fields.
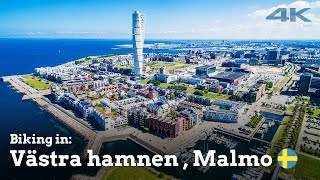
left=264, top=80, right=273, bottom=89
left=193, top=90, right=205, bottom=96
left=147, top=80, right=161, bottom=86
left=168, top=110, right=178, bottom=120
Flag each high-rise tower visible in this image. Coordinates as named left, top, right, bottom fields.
left=132, top=11, right=145, bottom=75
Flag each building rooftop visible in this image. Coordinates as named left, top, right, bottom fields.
left=212, top=71, right=247, bottom=82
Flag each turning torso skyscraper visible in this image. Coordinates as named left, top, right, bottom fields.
left=132, top=11, right=145, bottom=75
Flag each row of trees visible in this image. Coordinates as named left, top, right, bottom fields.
left=228, top=94, right=256, bottom=103
left=147, top=80, right=161, bottom=86
left=247, top=114, right=263, bottom=128
left=268, top=105, right=299, bottom=168
left=288, top=105, right=306, bottom=149
left=168, top=85, right=187, bottom=91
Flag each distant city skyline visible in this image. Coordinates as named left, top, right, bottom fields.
left=0, top=0, right=320, bottom=39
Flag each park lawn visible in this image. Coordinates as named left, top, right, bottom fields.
left=22, top=76, right=51, bottom=90
left=146, top=62, right=189, bottom=70
left=170, top=64, right=189, bottom=69
left=310, top=109, right=320, bottom=118
left=114, top=65, right=133, bottom=69
left=185, top=87, right=196, bottom=94
left=273, top=77, right=290, bottom=93
left=103, top=166, right=171, bottom=180
left=159, top=83, right=170, bottom=88
left=137, top=79, right=170, bottom=88
left=272, top=88, right=280, bottom=93
left=138, top=79, right=150, bottom=84
left=204, top=92, right=230, bottom=100
left=279, top=77, right=290, bottom=88
left=274, top=116, right=290, bottom=145
left=288, top=106, right=295, bottom=111
left=293, top=154, right=320, bottom=180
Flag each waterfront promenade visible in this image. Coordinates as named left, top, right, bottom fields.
left=2, top=75, right=98, bottom=158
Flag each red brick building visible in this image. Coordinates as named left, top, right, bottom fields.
left=146, top=115, right=189, bottom=138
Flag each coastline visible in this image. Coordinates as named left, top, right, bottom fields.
left=1, top=75, right=99, bottom=158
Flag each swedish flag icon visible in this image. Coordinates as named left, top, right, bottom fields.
left=278, top=148, right=298, bottom=169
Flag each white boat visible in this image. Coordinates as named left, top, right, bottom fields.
left=241, top=173, right=251, bottom=179
left=250, top=148, right=266, bottom=155
left=244, top=170, right=257, bottom=177
left=231, top=174, right=247, bottom=180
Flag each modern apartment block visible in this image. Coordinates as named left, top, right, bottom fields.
left=248, top=82, right=266, bottom=101
left=146, top=115, right=188, bottom=138
left=204, top=100, right=246, bottom=123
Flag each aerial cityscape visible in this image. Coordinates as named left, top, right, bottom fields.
left=1, top=1, right=320, bottom=180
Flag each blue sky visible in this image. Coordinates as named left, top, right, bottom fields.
left=0, top=0, right=319, bottom=39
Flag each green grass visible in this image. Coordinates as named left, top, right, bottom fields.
left=293, top=154, right=320, bottom=180
left=159, top=83, right=170, bottom=88
left=273, top=77, right=290, bottom=93
left=288, top=106, right=295, bottom=111
left=279, top=77, right=290, bottom=88
left=138, top=79, right=150, bottom=84
left=114, top=65, right=133, bottom=69
left=103, top=166, right=171, bottom=180
left=170, top=64, right=189, bottom=69
left=22, top=76, right=51, bottom=90
left=95, top=103, right=105, bottom=109
left=309, top=109, right=320, bottom=117
left=247, top=114, right=263, bottom=128
left=204, top=92, right=229, bottom=100
left=272, top=88, right=280, bottom=93
left=145, top=62, right=189, bottom=70
left=185, top=87, right=196, bottom=94
left=138, top=79, right=170, bottom=88
left=274, top=116, right=290, bottom=145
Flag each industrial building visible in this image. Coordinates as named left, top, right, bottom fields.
left=211, top=71, right=248, bottom=84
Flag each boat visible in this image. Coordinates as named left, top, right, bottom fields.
left=215, top=139, right=222, bottom=144
left=241, top=173, right=252, bottom=179
left=256, top=147, right=266, bottom=152
left=196, top=163, right=210, bottom=173
left=188, top=157, right=195, bottom=164
left=180, top=152, right=193, bottom=163
left=247, top=168, right=259, bottom=176
left=231, top=174, right=247, bottom=180
left=250, top=148, right=266, bottom=155
left=244, top=170, right=257, bottom=177
left=269, top=120, right=275, bottom=127
left=231, top=140, right=238, bottom=148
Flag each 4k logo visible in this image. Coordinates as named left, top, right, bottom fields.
left=266, top=8, right=311, bottom=22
